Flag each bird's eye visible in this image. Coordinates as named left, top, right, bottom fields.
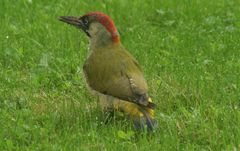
left=83, top=17, right=89, bottom=26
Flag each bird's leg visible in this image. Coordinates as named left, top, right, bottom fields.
left=98, top=94, right=116, bottom=124
left=103, top=110, right=115, bottom=124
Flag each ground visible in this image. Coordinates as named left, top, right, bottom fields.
left=0, top=0, right=240, bottom=150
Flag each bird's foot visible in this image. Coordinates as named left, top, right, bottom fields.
left=102, top=110, right=115, bottom=124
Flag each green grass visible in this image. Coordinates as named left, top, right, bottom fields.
left=0, top=0, right=240, bottom=150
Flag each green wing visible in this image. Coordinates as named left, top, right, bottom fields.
left=83, top=45, right=149, bottom=106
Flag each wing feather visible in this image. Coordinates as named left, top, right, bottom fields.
left=83, top=45, right=155, bottom=108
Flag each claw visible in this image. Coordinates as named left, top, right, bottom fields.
left=103, top=111, right=114, bottom=124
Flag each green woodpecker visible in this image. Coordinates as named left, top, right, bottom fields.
left=59, top=11, right=157, bottom=131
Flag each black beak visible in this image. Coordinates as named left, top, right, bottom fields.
left=59, top=16, right=82, bottom=27
left=59, top=16, right=91, bottom=37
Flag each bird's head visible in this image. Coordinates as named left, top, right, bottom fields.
left=59, top=11, right=120, bottom=47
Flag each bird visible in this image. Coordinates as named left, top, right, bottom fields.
left=59, top=11, right=157, bottom=131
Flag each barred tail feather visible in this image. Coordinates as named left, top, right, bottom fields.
left=140, top=108, right=157, bottom=131
left=99, top=95, right=157, bottom=131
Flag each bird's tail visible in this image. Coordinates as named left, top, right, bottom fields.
left=138, top=98, right=157, bottom=131
left=117, top=97, right=157, bottom=131
left=99, top=95, right=157, bottom=131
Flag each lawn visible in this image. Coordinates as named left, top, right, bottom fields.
left=0, top=0, right=240, bottom=150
